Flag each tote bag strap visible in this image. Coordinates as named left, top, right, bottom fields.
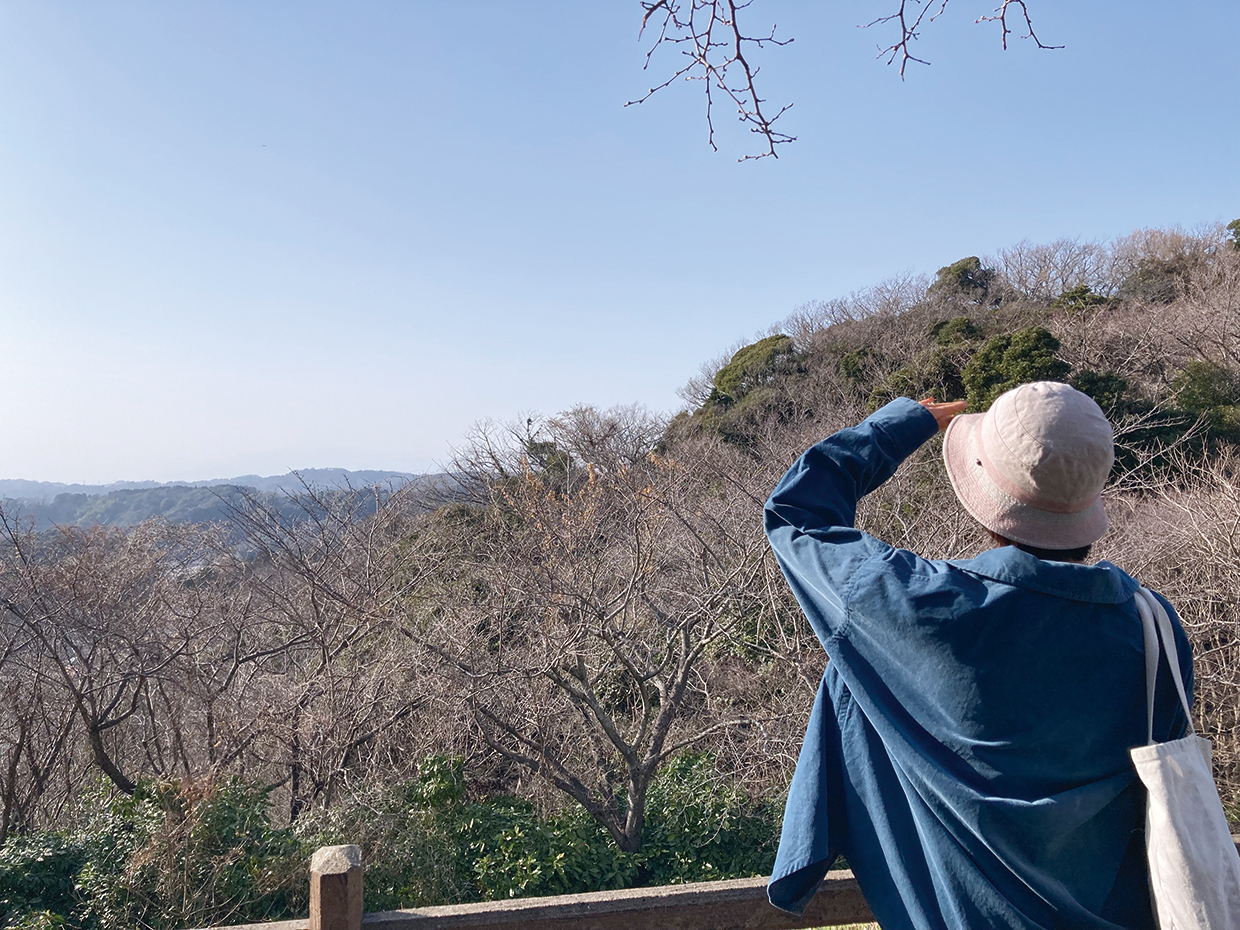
left=1135, top=587, right=1194, bottom=741
left=1135, top=589, right=1161, bottom=744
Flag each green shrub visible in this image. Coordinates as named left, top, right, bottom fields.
left=962, top=326, right=1071, bottom=410
left=0, top=835, right=93, bottom=928
left=633, top=754, right=777, bottom=886
left=457, top=754, right=777, bottom=898
left=691, top=334, right=805, bottom=447
left=461, top=799, right=635, bottom=900
left=1051, top=285, right=1108, bottom=311
left=1071, top=370, right=1129, bottom=413
left=1170, top=361, right=1240, bottom=442
left=1227, top=218, right=1240, bottom=251
left=709, top=335, right=799, bottom=407
left=3, top=758, right=780, bottom=925
left=297, top=757, right=472, bottom=909
left=0, top=779, right=304, bottom=930
left=1173, top=361, right=1240, bottom=412
left=869, top=349, right=966, bottom=409
left=1121, top=258, right=1190, bottom=304
left=838, top=347, right=884, bottom=391
left=929, top=316, right=981, bottom=346
left=6, top=911, right=69, bottom=930
left=928, top=257, right=992, bottom=299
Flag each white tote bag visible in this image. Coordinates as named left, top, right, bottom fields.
left=1130, top=587, right=1240, bottom=929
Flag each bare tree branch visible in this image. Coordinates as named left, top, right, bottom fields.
left=632, top=1, right=1057, bottom=158
left=629, top=0, right=794, bottom=160
left=975, top=0, right=1062, bottom=51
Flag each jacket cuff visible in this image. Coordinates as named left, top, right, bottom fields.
left=865, top=397, right=940, bottom=460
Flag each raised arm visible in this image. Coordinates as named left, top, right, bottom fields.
left=763, top=398, right=945, bottom=647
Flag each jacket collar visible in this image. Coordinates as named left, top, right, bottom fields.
left=954, top=546, right=1138, bottom=604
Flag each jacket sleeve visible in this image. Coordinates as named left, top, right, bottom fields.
left=764, top=398, right=939, bottom=649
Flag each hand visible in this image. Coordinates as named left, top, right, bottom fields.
left=919, top=397, right=968, bottom=432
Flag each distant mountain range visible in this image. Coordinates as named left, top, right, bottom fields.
left=0, top=469, right=448, bottom=530
left=0, top=469, right=422, bottom=502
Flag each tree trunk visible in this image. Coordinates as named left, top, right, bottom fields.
left=290, top=729, right=305, bottom=822
left=87, top=722, right=136, bottom=795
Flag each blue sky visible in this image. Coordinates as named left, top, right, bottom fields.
left=1, top=1, right=1235, bottom=483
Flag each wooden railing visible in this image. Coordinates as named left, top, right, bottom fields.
left=190, top=844, right=873, bottom=930
left=195, top=838, right=1240, bottom=930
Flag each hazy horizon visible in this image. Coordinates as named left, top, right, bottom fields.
left=0, top=466, right=429, bottom=493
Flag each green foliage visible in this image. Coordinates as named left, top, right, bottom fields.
left=524, top=440, right=572, bottom=483
left=869, top=348, right=966, bottom=409
left=7, top=912, right=69, bottom=930
left=1051, top=285, right=1108, bottom=311
left=1071, top=370, right=1129, bottom=413
left=1121, top=257, right=1189, bottom=304
left=928, top=257, right=993, bottom=299
left=930, top=316, right=981, bottom=346
left=304, top=753, right=775, bottom=905
left=0, top=835, right=93, bottom=928
left=460, top=754, right=776, bottom=898
left=461, top=799, right=634, bottom=900
left=1227, top=218, right=1240, bottom=251
left=1171, top=361, right=1240, bottom=441
left=298, top=757, right=470, bottom=910
left=709, top=335, right=798, bottom=406
left=1173, top=361, right=1240, bottom=412
left=690, top=335, right=805, bottom=448
left=629, top=754, right=777, bottom=886
left=838, top=347, right=883, bottom=386
left=0, top=780, right=303, bottom=930
left=3, top=758, right=778, bottom=927
left=961, top=326, right=1071, bottom=411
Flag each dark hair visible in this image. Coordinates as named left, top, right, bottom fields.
left=1013, top=541, right=1092, bottom=563
left=986, top=530, right=1092, bottom=563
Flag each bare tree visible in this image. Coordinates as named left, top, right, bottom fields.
left=221, top=481, right=442, bottom=819
left=1099, top=451, right=1240, bottom=812
left=0, top=518, right=208, bottom=797
left=988, top=238, right=1112, bottom=302
left=415, top=407, right=776, bottom=851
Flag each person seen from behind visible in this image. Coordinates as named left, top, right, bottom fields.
left=764, top=381, right=1193, bottom=929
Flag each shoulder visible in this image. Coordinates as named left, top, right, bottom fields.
left=844, top=545, right=995, bottom=628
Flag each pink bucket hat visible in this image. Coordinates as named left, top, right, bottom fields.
left=942, top=381, right=1115, bottom=550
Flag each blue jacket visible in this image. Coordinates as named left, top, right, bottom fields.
left=765, top=398, right=1192, bottom=930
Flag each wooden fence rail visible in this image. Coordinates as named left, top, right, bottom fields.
left=194, top=839, right=1240, bottom=930
left=192, top=844, right=872, bottom=930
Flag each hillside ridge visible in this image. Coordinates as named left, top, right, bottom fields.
left=0, top=469, right=448, bottom=530
left=0, top=467, right=423, bottom=502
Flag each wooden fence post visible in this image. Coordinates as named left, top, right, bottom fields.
left=309, top=845, right=363, bottom=930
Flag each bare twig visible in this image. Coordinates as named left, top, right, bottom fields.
left=629, top=0, right=794, bottom=160
left=865, top=0, right=1059, bottom=77
left=975, top=0, right=1062, bottom=51
left=864, top=0, right=951, bottom=78
left=633, top=2, right=1058, bottom=159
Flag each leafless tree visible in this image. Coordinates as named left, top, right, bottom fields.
left=414, top=406, right=780, bottom=851
left=0, top=518, right=209, bottom=797
left=988, top=238, right=1113, bottom=302
left=220, top=481, right=444, bottom=819
left=1099, top=452, right=1240, bottom=811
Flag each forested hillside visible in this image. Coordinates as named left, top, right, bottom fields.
left=0, top=469, right=425, bottom=502
left=2, top=222, right=1239, bottom=929
left=0, top=470, right=440, bottom=531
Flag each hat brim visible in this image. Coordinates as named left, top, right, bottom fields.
left=942, top=412, right=1107, bottom=551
